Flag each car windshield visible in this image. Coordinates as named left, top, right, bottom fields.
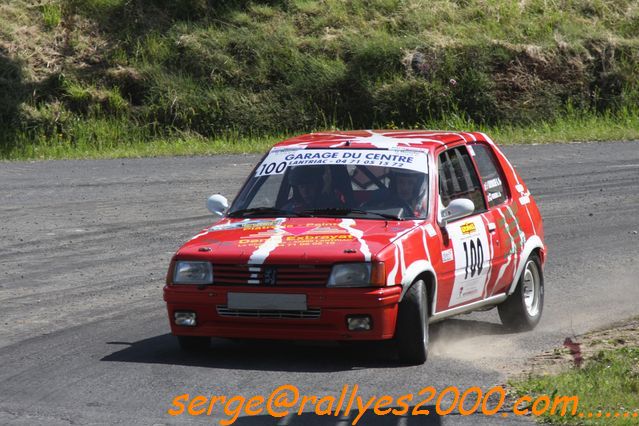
left=229, top=148, right=429, bottom=220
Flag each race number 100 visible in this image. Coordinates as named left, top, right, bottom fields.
left=256, top=161, right=287, bottom=176
left=463, top=239, right=484, bottom=279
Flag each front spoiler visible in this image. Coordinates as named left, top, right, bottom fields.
left=163, top=285, right=402, bottom=341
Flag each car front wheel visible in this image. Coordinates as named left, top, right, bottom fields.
left=394, top=279, right=429, bottom=365
left=498, top=253, right=544, bottom=331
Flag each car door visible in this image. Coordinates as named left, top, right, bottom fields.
left=436, top=145, right=501, bottom=310
left=469, top=142, right=517, bottom=296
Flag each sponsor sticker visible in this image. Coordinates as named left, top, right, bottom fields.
left=254, top=148, right=429, bottom=176
left=425, top=223, right=437, bottom=237
left=487, top=191, right=503, bottom=202
left=239, top=233, right=354, bottom=247
left=209, top=219, right=283, bottom=232
left=460, top=222, right=477, bottom=235
left=239, top=224, right=351, bottom=239
left=483, top=177, right=502, bottom=190
left=441, top=248, right=454, bottom=263
left=284, top=235, right=353, bottom=242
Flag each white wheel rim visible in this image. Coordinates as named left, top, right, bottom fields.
left=522, top=260, right=540, bottom=317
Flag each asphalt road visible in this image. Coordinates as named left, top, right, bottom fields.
left=1, top=141, right=638, bottom=425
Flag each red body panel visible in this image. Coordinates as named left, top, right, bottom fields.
left=163, top=130, right=545, bottom=341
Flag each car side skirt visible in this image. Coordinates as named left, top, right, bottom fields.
left=429, top=293, right=508, bottom=323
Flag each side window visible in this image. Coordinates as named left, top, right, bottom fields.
left=471, top=144, right=509, bottom=208
left=438, top=146, right=486, bottom=214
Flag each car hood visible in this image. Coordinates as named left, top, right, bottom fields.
left=177, top=217, right=419, bottom=264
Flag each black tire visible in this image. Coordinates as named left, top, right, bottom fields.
left=498, top=253, right=544, bottom=331
left=394, top=279, right=429, bottom=365
left=177, top=335, right=210, bottom=352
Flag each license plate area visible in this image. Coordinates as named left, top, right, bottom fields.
left=227, top=293, right=307, bottom=311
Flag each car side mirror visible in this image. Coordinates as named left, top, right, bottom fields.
left=439, top=198, right=475, bottom=228
left=207, top=194, right=229, bottom=217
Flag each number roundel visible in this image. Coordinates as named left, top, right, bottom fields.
left=258, top=161, right=287, bottom=176
left=463, top=238, right=484, bottom=279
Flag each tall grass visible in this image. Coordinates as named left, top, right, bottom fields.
left=41, top=3, right=62, bottom=29
left=2, top=0, right=639, bottom=159
left=4, top=107, right=638, bottom=160
left=512, top=346, right=639, bottom=425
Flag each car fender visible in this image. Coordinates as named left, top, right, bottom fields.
left=507, top=235, right=545, bottom=295
left=399, top=260, right=437, bottom=313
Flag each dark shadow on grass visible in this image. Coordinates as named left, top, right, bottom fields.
left=68, top=0, right=291, bottom=35
left=0, top=50, right=28, bottom=156
left=102, top=317, right=510, bottom=372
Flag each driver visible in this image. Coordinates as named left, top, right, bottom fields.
left=283, top=166, right=339, bottom=212
left=390, top=169, right=425, bottom=212
left=362, top=168, right=426, bottom=217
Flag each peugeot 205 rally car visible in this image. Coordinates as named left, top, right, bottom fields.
left=163, top=130, right=545, bottom=364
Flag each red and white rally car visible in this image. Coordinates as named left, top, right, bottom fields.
left=164, top=130, right=546, bottom=364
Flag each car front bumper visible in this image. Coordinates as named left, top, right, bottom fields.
left=163, top=285, right=402, bottom=341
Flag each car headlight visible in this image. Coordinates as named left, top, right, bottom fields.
left=173, top=261, right=213, bottom=285
left=327, top=263, right=386, bottom=287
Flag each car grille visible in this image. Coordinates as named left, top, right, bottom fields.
left=213, top=264, right=331, bottom=286
left=216, top=305, right=321, bottom=319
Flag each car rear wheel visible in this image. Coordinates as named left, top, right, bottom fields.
left=498, top=253, right=544, bottom=331
left=394, top=279, right=429, bottom=365
left=177, top=336, right=210, bottom=352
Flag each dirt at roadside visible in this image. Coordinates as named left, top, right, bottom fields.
left=511, top=317, right=639, bottom=379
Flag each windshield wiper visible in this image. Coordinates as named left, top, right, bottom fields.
left=301, top=208, right=402, bottom=220
left=228, top=207, right=307, bottom=218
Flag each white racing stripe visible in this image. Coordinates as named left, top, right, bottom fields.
left=323, top=130, right=448, bottom=148
left=505, top=206, right=524, bottom=283
left=415, top=220, right=432, bottom=262
left=361, top=130, right=443, bottom=148
left=387, top=244, right=400, bottom=285
left=397, top=239, right=406, bottom=277
left=188, top=229, right=209, bottom=242
left=480, top=214, right=495, bottom=298
left=492, top=208, right=516, bottom=295
left=248, top=219, right=287, bottom=264
left=420, top=131, right=466, bottom=142
left=288, top=130, right=468, bottom=149
left=463, top=132, right=477, bottom=142
left=338, top=219, right=371, bottom=261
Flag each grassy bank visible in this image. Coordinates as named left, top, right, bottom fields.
left=510, top=318, right=639, bottom=425
left=512, top=346, right=639, bottom=425
left=2, top=0, right=639, bottom=159
left=3, top=109, right=638, bottom=160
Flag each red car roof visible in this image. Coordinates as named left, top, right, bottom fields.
left=273, top=130, right=485, bottom=150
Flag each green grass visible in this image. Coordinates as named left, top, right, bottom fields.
left=511, top=346, right=639, bottom=425
left=2, top=0, right=639, bottom=159
left=41, top=3, right=62, bottom=29
left=3, top=109, right=637, bottom=161
left=1, top=116, right=282, bottom=160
